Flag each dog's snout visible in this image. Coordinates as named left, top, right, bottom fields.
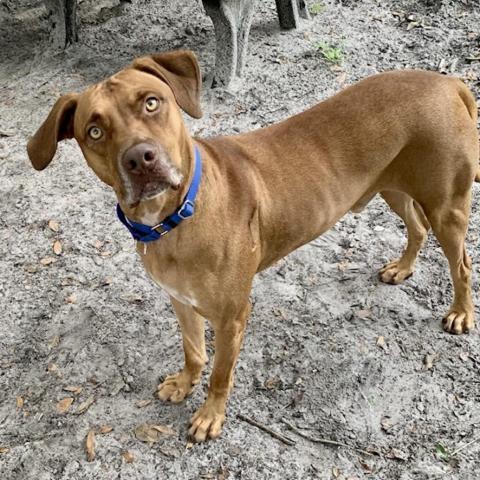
left=122, top=143, right=158, bottom=173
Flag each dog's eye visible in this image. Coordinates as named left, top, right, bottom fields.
left=145, top=97, right=159, bottom=112
left=88, top=126, right=103, bottom=140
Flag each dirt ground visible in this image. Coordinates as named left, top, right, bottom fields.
left=1, top=0, right=480, bottom=478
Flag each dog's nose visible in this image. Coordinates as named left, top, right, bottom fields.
left=122, top=143, right=158, bottom=174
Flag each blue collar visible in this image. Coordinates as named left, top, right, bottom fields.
left=116, top=146, right=202, bottom=243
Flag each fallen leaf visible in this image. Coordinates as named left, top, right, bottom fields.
left=85, top=429, right=96, bottom=462
left=122, top=293, right=143, bottom=303
left=186, top=441, right=194, bottom=449
left=65, top=293, right=77, bottom=304
left=40, top=257, right=56, bottom=266
left=359, top=459, right=374, bottom=473
left=134, top=423, right=175, bottom=444
left=0, top=447, right=9, bottom=454
left=16, top=396, right=24, bottom=409
left=332, top=467, right=340, bottom=478
left=75, top=396, right=95, bottom=415
left=63, top=385, right=82, bottom=395
left=357, top=309, right=372, bottom=319
left=53, top=240, right=62, bottom=255
left=48, top=335, right=60, bottom=349
left=94, top=240, right=104, bottom=249
left=376, top=336, right=385, bottom=348
left=381, top=416, right=394, bottom=432
left=387, top=448, right=408, bottom=461
left=151, top=424, right=175, bottom=435
left=459, top=352, right=470, bottom=362
left=122, top=450, right=134, bottom=463
left=100, top=250, right=112, bottom=257
left=264, top=376, right=281, bottom=390
left=101, top=276, right=113, bottom=286
left=47, top=362, right=61, bottom=377
left=48, top=220, right=59, bottom=232
left=57, top=397, right=74, bottom=414
left=423, top=354, right=436, bottom=370
left=99, top=425, right=113, bottom=434
left=135, top=399, right=152, bottom=408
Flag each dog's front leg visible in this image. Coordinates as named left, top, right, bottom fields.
left=157, top=297, right=208, bottom=403
left=188, top=301, right=251, bottom=442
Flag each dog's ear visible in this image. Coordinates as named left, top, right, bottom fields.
left=27, top=93, right=78, bottom=171
left=133, top=50, right=202, bottom=119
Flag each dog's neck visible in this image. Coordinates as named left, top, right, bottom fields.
left=121, top=135, right=196, bottom=226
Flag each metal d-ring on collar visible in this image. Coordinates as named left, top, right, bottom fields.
left=116, top=146, right=202, bottom=243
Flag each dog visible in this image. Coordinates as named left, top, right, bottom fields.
left=27, top=50, right=479, bottom=442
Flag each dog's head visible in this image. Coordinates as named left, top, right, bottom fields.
left=27, top=50, right=202, bottom=215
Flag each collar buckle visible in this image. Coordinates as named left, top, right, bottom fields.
left=151, top=223, right=170, bottom=236
left=177, top=199, right=195, bottom=219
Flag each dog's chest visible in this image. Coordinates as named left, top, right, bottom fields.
left=141, top=254, right=199, bottom=307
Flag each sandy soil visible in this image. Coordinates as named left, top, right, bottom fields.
left=1, top=0, right=480, bottom=478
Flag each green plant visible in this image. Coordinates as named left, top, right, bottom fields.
left=309, top=2, right=324, bottom=15
left=316, top=41, right=344, bottom=64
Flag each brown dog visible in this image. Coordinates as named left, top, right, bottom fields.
left=27, top=50, right=479, bottom=442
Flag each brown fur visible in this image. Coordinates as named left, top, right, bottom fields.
left=27, top=50, right=479, bottom=442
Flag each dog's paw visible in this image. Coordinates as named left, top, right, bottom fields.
left=188, top=402, right=225, bottom=442
left=157, top=371, right=198, bottom=403
left=443, top=308, right=475, bottom=335
left=379, top=260, right=414, bottom=284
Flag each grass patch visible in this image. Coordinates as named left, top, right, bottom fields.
left=316, top=41, right=344, bottom=64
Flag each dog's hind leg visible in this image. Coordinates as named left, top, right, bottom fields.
left=379, top=190, right=430, bottom=284
left=422, top=192, right=474, bottom=334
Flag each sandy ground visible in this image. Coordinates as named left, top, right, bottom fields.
left=1, top=0, right=480, bottom=478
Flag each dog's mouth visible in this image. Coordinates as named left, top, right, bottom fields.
left=128, top=180, right=173, bottom=208
left=119, top=145, right=184, bottom=208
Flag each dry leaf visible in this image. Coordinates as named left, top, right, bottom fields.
left=134, top=423, right=175, bottom=444
left=47, top=363, right=59, bottom=373
left=135, top=399, right=152, bottom=408
left=63, top=385, right=82, bottom=395
left=387, top=448, right=408, bottom=461
left=100, top=250, right=112, bottom=257
left=57, top=397, right=74, bottom=414
left=65, top=293, right=77, bottom=304
left=122, top=450, right=134, bottom=463
left=94, top=240, right=104, bottom=249
left=376, top=336, right=385, bottom=348
left=186, top=441, right=194, bottom=449
left=357, top=309, right=372, bottom=319
left=151, top=425, right=175, bottom=436
left=360, top=460, right=374, bottom=473
left=332, top=467, right=340, bottom=478
left=75, top=396, right=95, bottom=415
left=53, top=240, right=62, bottom=255
left=99, top=425, right=113, bottom=434
left=264, top=377, right=280, bottom=390
left=48, top=220, right=59, bottom=232
left=122, top=293, right=143, bottom=303
left=381, top=416, right=394, bottom=432
left=40, top=257, right=56, bottom=266
left=101, top=276, right=113, bottom=286
left=16, top=396, right=24, bottom=409
left=0, top=447, right=9, bottom=454
left=423, top=354, right=436, bottom=370
left=48, top=335, right=60, bottom=349
left=85, top=429, right=96, bottom=462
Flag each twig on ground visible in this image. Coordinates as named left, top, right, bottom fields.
left=237, top=413, right=296, bottom=446
left=281, top=419, right=376, bottom=457
left=451, top=435, right=480, bottom=457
